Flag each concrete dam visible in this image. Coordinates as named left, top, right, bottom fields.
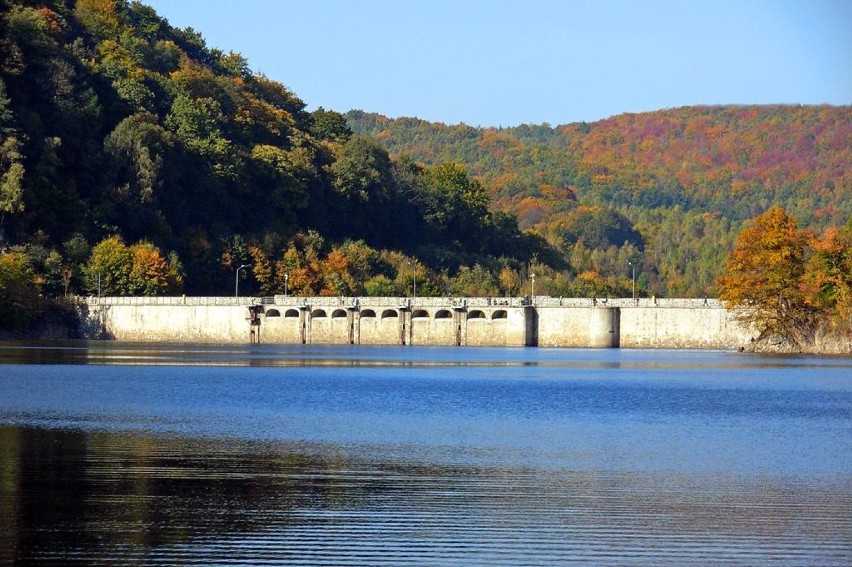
left=80, top=296, right=753, bottom=349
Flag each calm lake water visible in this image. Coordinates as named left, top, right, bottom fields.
left=1, top=342, right=850, bottom=566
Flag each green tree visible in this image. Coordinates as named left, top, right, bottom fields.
left=104, top=112, right=173, bottom=205
left=328, top=137, right=399, bottom=244
left=62, top=234, right=90, bottom=295
left=166, top=251, right=185, bottom=293
left=41, top=249, right=64, bottom=297
left=447, top=264, right=499, bottom=297
left=420, top=162, right=490, bottom=240
left=0, top=79, right=24, bottom=233
left=310, top=107, right=352, bottom=142
left=0, top=251, right=43, bottom=329
left=0, top=136, right=25, bottom=231
left=165, top=94, right=236, bottom=177
left=364, top=274, right=395, bottom=296
left=559, top=206, right=643, bottom=250
left=85, top=235, right=133, bottom=295
left=249, top=143, right=310, bottom=226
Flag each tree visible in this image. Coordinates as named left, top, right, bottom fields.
left=364, top=274, right=395, bottom=296
left=328, top=137, right=400, bottom=245
left=319, top=247, right=351, bottom=296
left=85, top=235, right=133, bottom=295
left=128, top=240, right=177, bottom=295
left=0, top=79, right=24, bottom=234
left=310, top=107, right=352, bottom=142
left=498, top=265, right=521, bottom=296
left=248, top=244, right=273, bottom=295
left=558, top=206, right=643, bottom=250
left=447, top=264, right=499, bottom=297
left=165, top=94, right=236, bottom=177
left=566, top=271, right=628, bottom=298
left=803, top=226, right=852, bottom=330
left=249, top=143, right=310, bottom=227
left=0, top=80, right=24, bottom=231
left=420, top=162, right=490, bottom=239
left=0, top=251, right=43, bottom=329
left=104, top=112, right=172, bottom=205
left=718, top=207, right=814, bottom=346
left=85, top=236, right=181, bottom=296
left=62, top=234, right=90, bottom=295
left=0, top=136, right=25, bottom=234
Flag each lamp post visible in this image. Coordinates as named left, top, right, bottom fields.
left=235, top=264, right=249, bottom=298
left=284, top=273, right=289, bottom=296
left=628, top=261, right=636, bottom=301
left=409, top=260, right=416, bottom=298
left=530, top=273, right=536, bottom=299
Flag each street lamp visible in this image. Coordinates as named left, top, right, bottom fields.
left=628, top=261, right=636, bottom=301
left=408, top=260, right=416, bottom=298
left=530, top=272, right=536, bottom=299
left=284, top=273, right=289, bottom=296
left=235, top=264, right=249, bottom=298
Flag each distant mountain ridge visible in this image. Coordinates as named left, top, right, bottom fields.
left=347, top=105, right=851, bottom=230
left=346, top=105, right=851, bottom=295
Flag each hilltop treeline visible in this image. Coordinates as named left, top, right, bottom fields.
left=348, top=105, right=851, bottom=295
left=0, top=0, right=543, bottom=321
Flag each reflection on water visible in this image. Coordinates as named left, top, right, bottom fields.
left=0, top=343, right=851, bottom=565
left=2, top=428, right=849, bottom=566
left=3, top=340, right=852, bottom=370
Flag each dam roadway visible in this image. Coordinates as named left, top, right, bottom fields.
left=79, top=296, right=753, bottom=350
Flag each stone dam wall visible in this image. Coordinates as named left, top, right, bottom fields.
left=78, top=296, right=754, bottom=349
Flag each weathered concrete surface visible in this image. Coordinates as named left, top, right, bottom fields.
left=79, top=296, right=754, bottom=349
left=82, top=300, right=256, bottom=342
left=410, top=307, right=459, bottom=346
left=619, top=304, right=749, bottom=349
left=536, top=306, right=620, bottom=348
left=359, top=309, right=406, bottom=345
left=261, top=308, right=304, bottom=344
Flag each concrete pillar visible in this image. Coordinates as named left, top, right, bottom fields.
left=351, top=310, right=360, bottom=345
left=589, top=307, right=620, bottom=348
left=525, top=306, right=538, bottom=346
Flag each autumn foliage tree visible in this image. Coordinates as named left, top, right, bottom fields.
left=85, top=236, right=182, bottom=296
left=718, top=207, right=815, bottom=346
left=128, top=241, right=183, bottom=295
left=803, top=225, right=852, bottom=332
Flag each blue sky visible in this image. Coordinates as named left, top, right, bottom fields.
left=141, top=0, right=851, bottom=127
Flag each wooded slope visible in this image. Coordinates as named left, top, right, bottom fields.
left=348, top=105, right=851, bottom=294
left=0, top=0, right=536, bottom=298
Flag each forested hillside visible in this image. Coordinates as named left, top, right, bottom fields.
left=348, top=106, right=851, bottom=295
left=0, top=0, right=541, bottom=320
left=1, top=0, right=850, bottom=334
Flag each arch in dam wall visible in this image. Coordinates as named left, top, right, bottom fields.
left=80, top=297, right=753, bottom=349
left=253, top=302, right=534, bottom=346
